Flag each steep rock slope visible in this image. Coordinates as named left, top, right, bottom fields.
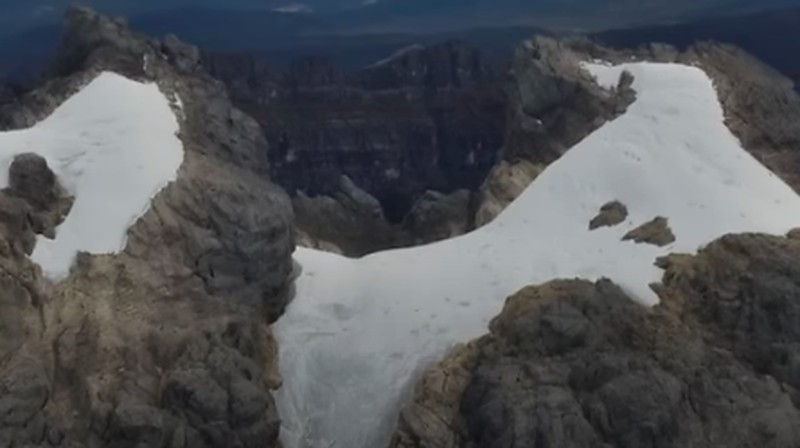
left=205, top=43, right=504, bottom=255
left=0, top=8, right=294, bottom=448
left=274, top=60, right=800, bottom=447
left=476, top=37, right=635, bottom=226
left=391, top=232, right=800, bottom=448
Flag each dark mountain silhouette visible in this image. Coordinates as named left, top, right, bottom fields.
left=4, top=2, right=800, bottom=84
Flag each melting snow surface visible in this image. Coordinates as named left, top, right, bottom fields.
left=275, top=62, right=800, bottom=448
left=0, top=72, right=184, bottom=279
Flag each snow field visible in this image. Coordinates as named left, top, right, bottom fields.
left=275, top=62, right=800, bottom=448
left=0, top=72, right=184, bottom=279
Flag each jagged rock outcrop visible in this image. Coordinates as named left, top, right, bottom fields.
left=5, top=153, right=73, bottom=239
left=293, top=176, right=399, bottom=256
left=391, top=231, right=800, bottom=448
left=0, top=7, right=293, bottom=448
left=294, top=177, right=474, bottom=256
left=502, top=37, right=636, bottom=167
left=475, top=37, right=637, bottom=227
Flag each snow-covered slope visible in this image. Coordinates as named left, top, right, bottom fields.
left=274, top=61, right=800, bottom=448
left=0, top=72, right=183, bottom=279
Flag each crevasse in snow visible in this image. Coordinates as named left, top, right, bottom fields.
left=0, top=72, right=184, bottom=279
left=274, top=62, right=800, bottom=448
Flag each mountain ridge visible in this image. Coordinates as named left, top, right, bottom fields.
left=3, top=5, right=800, bottom=448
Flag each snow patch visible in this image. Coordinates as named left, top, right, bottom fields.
left=275, top=61, right=800, bottom=448
left=0, top=72, right=184, bottom=279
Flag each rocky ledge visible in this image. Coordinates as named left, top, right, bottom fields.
left=392, top=231, right=800, bottom=448
left=0, top=7, right=293, bottom=448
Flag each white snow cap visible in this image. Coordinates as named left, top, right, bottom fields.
left=0, top=72, right=184, bottom=279
left=275, top=62, right=800, bottom=448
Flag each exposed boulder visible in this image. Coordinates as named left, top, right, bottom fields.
left=392, top=232, right=800, bottom=448
left=502, top=37, right=636, bottom=165
left=589, top=200, right=628, bottom=230
left=0, top=6, right=293, bottom=448
left=5, top=153, right=74, bottom=239
left=623, top=216, right=676, bottom=246
left=7, top=153, right=60, bottom=210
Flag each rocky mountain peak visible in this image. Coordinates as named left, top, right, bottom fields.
left=0, top=7, right=294, bottom=448
left=55, top=5, right=199, bottom=78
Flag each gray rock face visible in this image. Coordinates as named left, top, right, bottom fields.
left=0, top=191, right=38, bottom=255
left=8, top=153, right=58, bottom=209
left=295, top=179, right=474, bottom=256
left=205, top=42, right=505, bottom=253
left=403, top=190, right=473, bottom=246
left=686, top=43, right=800, bottom=193
left=205, top=43, right=504, bottom=222
left=293, top=177, right=400, bottom=256
left=392, top=232, right=800, bottom=448
left=502, top=37, right=636, bottom=168
left=475, top=37, right=636, bottom=227
left=0, top=6, right=292, bottom=448
left=5, top=153, right=73, bottom=239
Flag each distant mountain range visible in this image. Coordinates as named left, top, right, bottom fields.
left=323, top=0, right=800, bottom=33
left=3, top=1, right=800, bottom=83
left=4, top=0, right=800, bottom=38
